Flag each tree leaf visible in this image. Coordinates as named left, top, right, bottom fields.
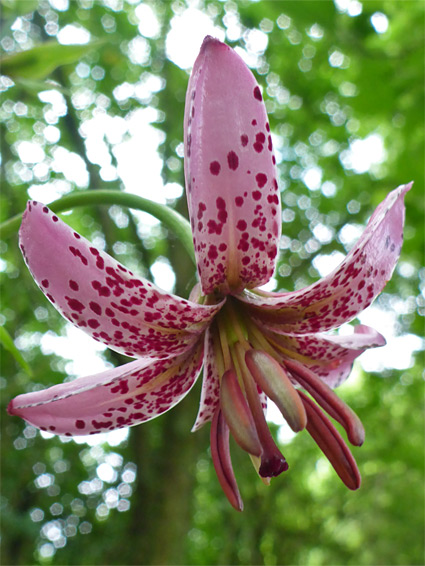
left=11, top=77, right=70, bottom=96
left=1, top=0, right=39, bottom=16
left=0, top=40, right=105, bottom=80
left=0, top=325, right=32, bottom=376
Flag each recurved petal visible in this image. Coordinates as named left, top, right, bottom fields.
left=239, top=183, right=411, bottom=333
left=8, top=341, right=204, bottom=435
left=265, top=324, right=385, bottom=388
left=184, top=36, right=281, bottom=295
left=19, top=202, right=223, bottom=358
left=192, top=327, right=221, bottom=431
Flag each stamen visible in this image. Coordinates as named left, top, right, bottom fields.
left=224, top=299, right=249, bottom=345
left=245, top=350, right=307, bottom=433
left=220, top=370, right=262, bottom=456
left=283, top=358, right=365, bottom=446
left=210, top=407, right=244, bottom=511
left=210, top=321, right=226, bottom=378
left=299, top=391, right=361, bottom=490
left=234, top=343, right=288, bottom=478
left=217, top=317, right=232, bottom=370
left=244, top=317, right=279, bottom=357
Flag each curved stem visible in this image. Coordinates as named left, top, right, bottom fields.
left=0, top=190, right=196, bottom=265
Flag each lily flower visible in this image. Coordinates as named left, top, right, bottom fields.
left=8, top=36, right=410, bottom=511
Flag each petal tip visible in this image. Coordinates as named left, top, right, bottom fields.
left=7, top=397, right=17, bottom=416
left=200, top=35, right=222, bottom=51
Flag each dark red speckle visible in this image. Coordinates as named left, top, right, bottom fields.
left=210, top=161, right=221, bottom=175
left=254, top=142, right=264, bottom=153
left=208, top=245, right=218, bottom=260
left=253, top=86, right=262, bottom=101
left=89, top=301, right=102, bottom=315
left=227, top=151, right=239, bottom=171
left=267, top=194, right=279, bottom=204
left=66, top=298, right=85, bottom=312
left=256, top=173, right=267, bottom=188
left=216, top=197, right=226, bottom=209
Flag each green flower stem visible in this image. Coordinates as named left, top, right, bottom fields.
left=0, top=190, right=196, bottom=265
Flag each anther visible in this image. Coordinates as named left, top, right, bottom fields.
left=210, top=407, right=244, bottom=511
left=283, top=358, right=365, bottom=446
left=245, top=350, right=307, bottom=432
left=299, top=391, right=361, bottom=490
left=234, top=344, right=288, bottom=479
left=220, top=370, right=262, bottom=457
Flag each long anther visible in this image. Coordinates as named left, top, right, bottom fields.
left=299, top=391, right=361, bottom=490
left=220, top=370, right=262, bottom=456
left=210, top=407, right=244, bottom=511
left=283, top=358, right=365, bottom=446
left=245, top=350, right=307, bottom=432
left=234, top=344, right=288, bottom=478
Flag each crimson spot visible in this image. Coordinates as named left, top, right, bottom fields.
left=210, top=161, right=221, bottom=175
left=253, top=86, right=262, bottom=101
left=256, top=173, right=267, bottom=188
left=227, top=151, right=239, bottom=170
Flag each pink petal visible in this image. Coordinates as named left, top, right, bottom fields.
left=184, top=36, right=281, bottom=295
left=266, top=325, right=385, bottom=388
left=192, top=327, right=221, bottom=431
left=8, top=341, right=204, bottom=436
left=239, top=183, right=411, bottom=333
left=19, top=202, right=223, bottom=358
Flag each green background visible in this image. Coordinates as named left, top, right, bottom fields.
left=1, top=1, right=423, bottom=565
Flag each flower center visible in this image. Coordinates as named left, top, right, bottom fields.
left=208, top=296, right=364, bottom=510
left=213, top=298, right=307, bottom=479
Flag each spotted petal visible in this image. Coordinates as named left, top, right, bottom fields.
left=239, top=183, right=411, bottom=334
left=184, top=36, right=281, bottom=295
left=19, top=202, right=223, bottom=359
left=8, top=341, right=204, bottom=436
left=265, top=325, right=385, bottom=388
left=192, top=326, right=221, bottom=431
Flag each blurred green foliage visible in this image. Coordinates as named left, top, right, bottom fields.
left=1, top=1, right=423, bottom=565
